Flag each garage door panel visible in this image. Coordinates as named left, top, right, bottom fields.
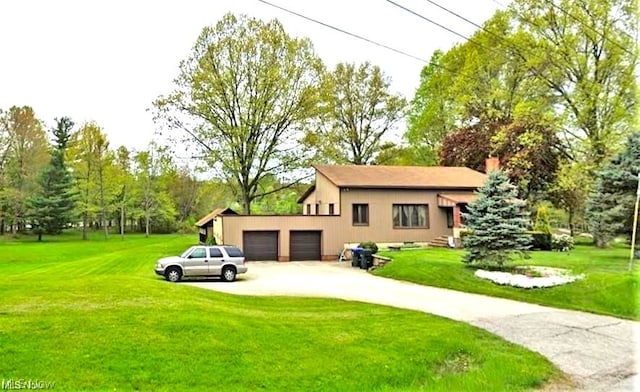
left=243, top=231, right=278, bottom=261
left=290, top=231, right=321, bottom=261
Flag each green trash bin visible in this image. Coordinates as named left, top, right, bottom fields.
left=360, top=249, right=373, bottom=269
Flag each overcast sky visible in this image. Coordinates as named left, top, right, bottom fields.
left=0, top=0, right=506, bottom=151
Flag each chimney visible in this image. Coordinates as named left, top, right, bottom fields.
left=485, top=156, right=500, bottom=173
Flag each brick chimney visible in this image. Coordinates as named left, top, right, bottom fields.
left=485, top=156, right=500, bottom=173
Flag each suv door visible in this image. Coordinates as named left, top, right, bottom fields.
left=207, top=247, right=225, bottom=276
left=183, top=247, right=209, bottom=276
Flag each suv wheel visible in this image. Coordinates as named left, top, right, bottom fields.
left=221, top=266, right=236, bottom=282
left=165, top=267, right=182, bottom=282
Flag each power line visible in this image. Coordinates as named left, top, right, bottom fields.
left=542, top=0, right=634, bottom=56
left=255, top=0, right=431, bottom=64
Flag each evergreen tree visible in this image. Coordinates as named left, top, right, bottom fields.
left=533, top=205, right=552, bottom=234
left=28, top=118, right=75, bottom=240
left=586, top=133, right=640, bottom=247
left=462, top=170, right=531, bottom=268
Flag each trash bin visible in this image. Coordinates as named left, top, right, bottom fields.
left=351, top=247, right=363, bottom=267
left=360, top=249, right=373, bottom=269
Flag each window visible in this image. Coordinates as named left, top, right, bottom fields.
left=315, top=203, right=320, bottom=215
left=189, top=248, right=207, bottom=258
left=329, top=203, right=335, bottom=215
left=446, top=209, right=454, bottom=228
left=224, top=246, right=244, bottom=257
left=352, top=204, right=369, bottom=225
left=306, top=204, right=311, bottom=215
left=209, top=248, right=223, bottom=258
left=393, top=204, right=429, bottom=228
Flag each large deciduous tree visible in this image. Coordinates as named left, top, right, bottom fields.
left=27, top=117, right=75, bottom=240
left=0, top=106, right=49, bottom=235
left=305, top=62, right=406, bottom=165
left=154, top=13, right=323, bottom=214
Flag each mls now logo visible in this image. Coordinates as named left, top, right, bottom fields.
left=2, top=379, right=55, bottom=390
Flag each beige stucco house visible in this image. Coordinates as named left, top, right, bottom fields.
left=198, top=161, right=494, bottom=261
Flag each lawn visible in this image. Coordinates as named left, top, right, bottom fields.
left=0, top=232, right=560, bottom=391
left=375, top=244, right=640, bottom=320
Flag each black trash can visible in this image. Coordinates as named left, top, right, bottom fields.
left=351, top=247, right=363, bottom=267
left=360, top=249, right=373, bottom=269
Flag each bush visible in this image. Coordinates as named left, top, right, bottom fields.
left=529, top=231, right=552, bottom=250
left=358, top=241, right=378, bottom=254
left=533, top=205, right=552, bottom=234
left=551, top=234, right=574, bottom=252
left=206, top=236, right=217, bottom=245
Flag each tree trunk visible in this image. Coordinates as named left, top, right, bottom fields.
left=82, top=212, right=88, bottom=240
left=243, top=195, right=252, bottom=215
left=120, top=186, right=126, bottom=240
left=568, top=207, right=574, bottom=237
left=145, top=211, right=150, bottom=238
left=37, top=232, right=42, bottom=242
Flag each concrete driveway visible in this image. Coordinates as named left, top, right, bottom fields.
left=184, top=261, right=639, bottom=391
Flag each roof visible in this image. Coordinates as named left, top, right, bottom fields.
left=438, top=193, right=478, bottom=204
left=313, top=165, right=487, bottom=189
left=195, top=207, right=238, bottom=227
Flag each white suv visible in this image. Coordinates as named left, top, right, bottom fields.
left=154, top=245, right=247, bottom=282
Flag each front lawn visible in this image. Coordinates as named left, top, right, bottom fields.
left=375, top=244, right=639, bottom=320
left=0, top=233, right=560, bottom=391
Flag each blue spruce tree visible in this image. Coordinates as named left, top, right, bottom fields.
left=463, top=170, right=531, bottom=268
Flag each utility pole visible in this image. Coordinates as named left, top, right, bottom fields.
left=629, top=173, right=640, bottom=272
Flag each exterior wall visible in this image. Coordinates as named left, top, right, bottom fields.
left=213, top=217, right=224, bottom=245
left=314, top=171, right=340, bottom=215
left=221, top=215, right=342, bottom=261
left=339, top=188, right=453, bottom=244
left=221, top=188, right=473, bottom=260
left=301, top=171, right=340, bottom=216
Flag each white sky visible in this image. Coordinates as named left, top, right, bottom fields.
left=0, top=0, right=506, bottom=151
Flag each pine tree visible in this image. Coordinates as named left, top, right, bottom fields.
left=28, top=118, right=75, bottom=241
left=586, top=133, right=640, bottom=247
left=462, top=170, right=531, bottom=268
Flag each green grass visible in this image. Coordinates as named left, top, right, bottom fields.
left=375, top=244, right=640, bottom=320
left=0, top=232, right=559, bottom=391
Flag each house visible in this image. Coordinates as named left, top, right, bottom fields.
left=197, top=158, right=496, bottom=261
left=195, top=207, right=238, bottom=244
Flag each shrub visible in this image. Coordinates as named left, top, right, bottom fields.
left=551, top=234, right=574, bottom=252
left=533, top=205, right=552, bottom=234
left=529, top=231, right=552, bottom=250
left=358, top=241, right=378, bottom=254
left=206, top=236, right=217, bottom=245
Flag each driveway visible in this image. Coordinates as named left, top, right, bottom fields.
left=185, top=261, right=639, bottom=391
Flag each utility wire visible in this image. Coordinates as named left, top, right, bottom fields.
left=542, top=0, right=634, bottom=56
left=255, top=0, right=430, bottom=64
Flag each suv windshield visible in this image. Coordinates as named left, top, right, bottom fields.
left=180, top=247, right=195, bottom=258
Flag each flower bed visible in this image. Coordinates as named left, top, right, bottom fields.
left=475, top=266, right=584, bottom=288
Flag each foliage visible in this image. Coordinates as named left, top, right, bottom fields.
left=551, top=234, right=574, bottom=252
left=306, top=62, right=406, bottom=165
left=205, top=235, right=217, bottom=245
left=586, top=133, right=640, bottom=247
left=376, top=245, right=639, bottom=320
left=463, top=170, right=532, bottom=268
left=27, top=118, right=76, bottom=240
left=533, top=205, right=552, bottom=234
left=549, top=160, right=593, bottom=235
left=358, top=241, right=379, bottom=254
left=529, top=231, right=552, bottom=251
left=0, top=106, right=49, bottom=235
left=511, top=0, right=637, bottom=167
left=155, top=13, right=323, bottom=214
left=0, top=235, right=558, bottom=391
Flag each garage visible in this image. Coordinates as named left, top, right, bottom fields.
left=289, top=231, right=321, bottom=261
left=243, top=231, right=279, bottom=261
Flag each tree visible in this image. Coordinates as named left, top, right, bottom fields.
left=0, top=106, right=49, bottom=235
left=27, top=118, right=75, bottom=240
left=154, top=13, right=323, bottom=214
left=549, top=160, right=593, bottom=235
left=462, top=170, right=532, bottom=268
left=586, top=133, right=640, bottom=247
left=114, top=146, right=134, bottom=238
left=68, top=122, right=113, bottom=240
left=132, top=143, right=177, bottom=236
left=306, top=62, right=406, bottom=165
left=511, top=0, right=637, bottom=167
left=533, top=204, right=552, bottom=234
